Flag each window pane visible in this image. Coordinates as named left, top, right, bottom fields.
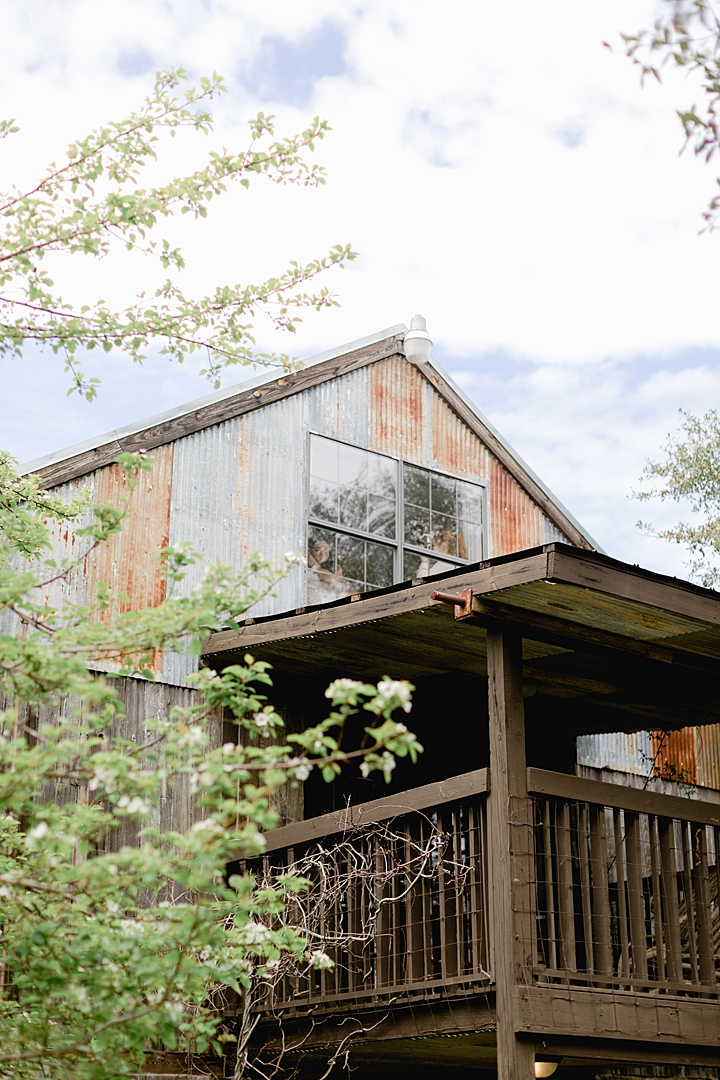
left=309, top=478, right=338, bottom=523
left=339, top=484, right=367, bottom=532
left=404, top=464, right=429, bottom=509
left=458, top=480, right=482, bottom=524
left=367, top=455, right=396, bottom=499
left=368, top=493, right=395, bottom=539
left=402, top=550, right=424, bottom=581
left=404, top=504, right=432, bottom=549
left=338, top=443, right=367, bottom=487
left=431, top=473, right=456, bottom=515
left=461, top=521, right=483, bottom=561
left=336, top=533, right=366, bottom=585
left=366, top=541, right=393, bottom=587
left=310, top=436, right=338, bottom=482
left=430, top=513, right=466, bottom=557
left=307, top=527, right=344, bottom=604
left=403, top=548, right=457, bottom=579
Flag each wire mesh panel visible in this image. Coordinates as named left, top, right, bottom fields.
left=246, top=797, right=489, bottom=1013
left=532, top=795, right=720, bottom=996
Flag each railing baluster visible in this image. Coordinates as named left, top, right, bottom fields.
left=556, top=799, right=576, bottom=974
left=375, top=835, right=391, bottom=989
left=613, top=808, right=630, bottom=981
left=589, top=804, right=613, bottom=976
left=437, top=808, right=459, bottom=980
left=468, top=802, right=485, bottom=976
left=659, top=816, right=683, bottom=985
left=693, top=824, right=716, bottom=988
left=681, top=820, right=699, bottom=985
left=542, top=799, right=558, bottom=973
left=624, top=811, right=648, bottom=982
left=649, top=815, right=666, bottom=983
left=578, top=803, right=594, bottom=975
left=406, top=820, right=424, bottom=983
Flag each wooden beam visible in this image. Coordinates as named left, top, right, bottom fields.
left=205, top=544, right=720, bottom=663
left=527, top=767, right=720, bottom=826
left=465, top=595, right=720, bottom=674
left=523, top=1035, right=720, bottom=1068
left=25, top=335, right=406, bottom=488
left=203, top=552, right=549, bottom=657
left=486, top=626, right=535, bottom=1080
left=515, top=984, right=720, bottom=1047
left=245, top=768, right=489, bottom=856
left=548, top=547, right=720, bottom=628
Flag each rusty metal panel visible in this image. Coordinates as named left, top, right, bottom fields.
left=577, top=731, right=653, bottom=776
left=651, top=727, right=698, bottom=784
left=696, top=724, right=720, bottom=790
left=488, top=457, right=545, bottom=558
left=431, top=380, right=489, bottom=479
left=85, top=444, right=174, bottom=616
left=579, top=727, right=720, bottom=791
left=368, top=355, right=428, bottom=464
left=1, top=449, right=174, bottom=673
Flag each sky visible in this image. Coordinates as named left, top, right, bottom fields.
left=2, top=0, right=720, bottom=578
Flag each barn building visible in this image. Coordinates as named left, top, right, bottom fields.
left=18, top=320, right=720, bottom=1079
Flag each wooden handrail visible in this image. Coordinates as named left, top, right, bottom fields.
left=254, top=767, right=490, bottom=855
left=527, top=767, right=720, bottom=826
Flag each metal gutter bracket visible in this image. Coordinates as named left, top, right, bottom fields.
left=430, top=588, right=474, bottom=619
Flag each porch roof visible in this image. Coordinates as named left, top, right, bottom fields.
left=202, top=544, right=720, bottom=733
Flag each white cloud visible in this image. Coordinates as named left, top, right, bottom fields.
left=2, top=0, right=720, bottom=580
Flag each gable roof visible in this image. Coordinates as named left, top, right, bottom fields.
left=20, top=323, right=600, bottom=551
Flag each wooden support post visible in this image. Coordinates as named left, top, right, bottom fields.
left=487, top=625, right=536, bottom=1080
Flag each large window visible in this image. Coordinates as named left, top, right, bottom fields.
left=307, top=434, right=484, bottom=605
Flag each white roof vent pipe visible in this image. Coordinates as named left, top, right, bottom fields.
left=403, top=314, right=432, bottom=361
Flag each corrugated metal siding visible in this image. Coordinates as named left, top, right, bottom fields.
left=577, top=731, right=653, bottom=776
left=488, top=457, right=545, bottom=558
left=305, top=365, right=370, bottom=448
left=20, top=352, right=585, bottom=688
left=544, top=518, right=569, bottom=544
left=578, top=727, right=720, bottom=792
left=368, top=356, right=427, bottom=464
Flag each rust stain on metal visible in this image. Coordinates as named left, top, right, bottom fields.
left=651, top=725, right=720, bottom=789
left=488, top=457, right=544, bottom=557
left=368, top=355, right=425, bottom=461
left=431, top=390, right=488, bottom=477
left=83, top=444, right=174, bottom=671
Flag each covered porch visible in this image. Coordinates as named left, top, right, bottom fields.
left=203, top=544, right=720, bottom=1079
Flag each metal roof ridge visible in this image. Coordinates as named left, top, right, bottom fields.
left=422, top=354, right=604, bottom=554
left=19, top=323, right=408, bottom=476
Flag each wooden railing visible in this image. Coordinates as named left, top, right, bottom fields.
left=246, top=769, right=490, bottom=1013
left=528, top=768, right=720, bottom=997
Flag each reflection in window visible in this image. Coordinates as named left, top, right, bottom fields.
left=404, top=464, right=482, bottom=564
left=307, top=435, right=484, bottom=604
left=310, top=436, right=396, bottom=539
left=307, top=526, right=394, bottom=605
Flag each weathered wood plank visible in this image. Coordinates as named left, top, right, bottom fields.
left=251, top=767, right=489, bottom=855
left=467, top=594, right=720, bottom=674
left=548, top=548, right=720, bottom=629
left=487, top=626, right=536, bottom=1080
left=26, top=335, right=406, bottom=489
left=527, top=768, right=720, bottom=827
left=407, top=357, right=593, bottom=549
left=515, top=984, right=720, bottom=1047
left=203, top=553, right=550, bottom=656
